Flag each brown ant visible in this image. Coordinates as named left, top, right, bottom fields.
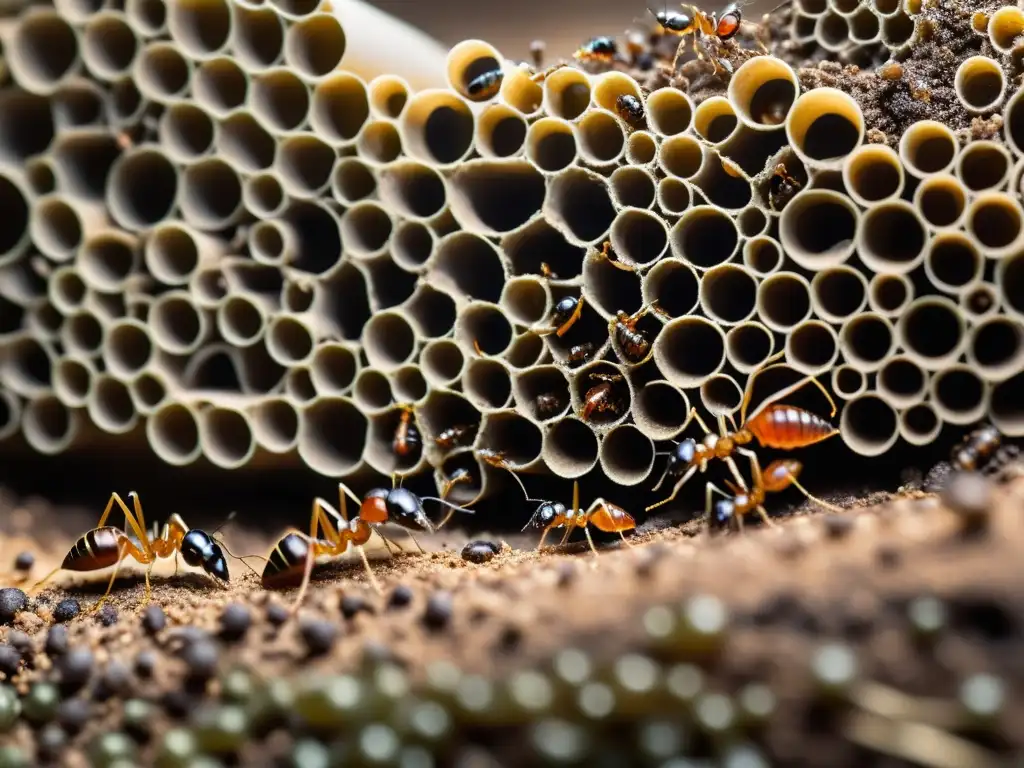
left=567, top=342, right=597, bottom=368
left=439, top=467, right=474, bottom=499
left=596, top=240, right=636, bottom=271
left=615, top=94, right=646, bottom=129
left=535, top=391, right=566, bottom=418
left=952, top=424, right=1002, bottom=472
left=434, top=423, right=478, bottom=452
left=768, top=163, right=801, bottom=211
left=539, top=262, right=558, bottom=279
left=539, top=295, right=585, bottom=337
left=651, top=2, right=768, bottom=74
left=610, top=303, right=670, bottom=363
left=392, top=404, right=420, bottom=458
left=647, top=351, right=839, bottom=512
left=522, top=480, right=636, bottom=555
left=581, top=372, right=627, bottom=421
left=33, top=493, right=234, bottom=611
left=704, top=453, right=840, bottom=532
left=466, top=69, right=504, bottom=101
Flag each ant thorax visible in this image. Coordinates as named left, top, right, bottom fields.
left=702, top=433, right=719, bottom=451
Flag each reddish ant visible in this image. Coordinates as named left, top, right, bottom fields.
left=539, top=295, right=585, bottom=337
left=567, top=342, right=597, bottom=368
left=522, top=480, right=636, bottom=555
left=704, top=453, right=840, bottom=532
left=392, top=404, right=420, bottom=458
left=646, top=352, right=839, bottom=512
left=596, top=240, right=636, bottom=271
left=768, top=163, right=801, bottom=211
left=33, top=493, right=234, bottom=611
left=434, top=423, right=478, bottom=452
left=581, top=372, right=627, bottom=421
left=951, top=424, right=1003, bottom=473
left=651, top=2, right=769, bottom=74
left=439, top=467, right=473, bottom=499
left=539, top=262, right=558, bottom=279
left=610, top=303, right=670, bottom=363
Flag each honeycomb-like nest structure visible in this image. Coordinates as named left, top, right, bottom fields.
left=0, top=0, right=1021, bottom=506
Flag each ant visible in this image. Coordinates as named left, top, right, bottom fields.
left=768, top=163, right=801, bottom=211
left=33, top=493, right=234, bottom=611
left=526, top=36, right=621, bottom=85
left=951, top=424, right=1002, bottom=473
left=610, top=303, right=669, bottom=363
left=596, top=240, right=636, bottom=272
left=434, top=423, right=478, bottom=452
left=522, top=480, right=636, bottom=555
left=646, top=352, right=839, bottom=512
left=581, top=372, right=627, bottom=421
left=704, top=453, right=840, bottom=533
left=651, top=3, right=768, bottom=74
left=535, top=391, right=566, bottom=418
left=392, top=404, right=420, bottom=458
left=539, top=295, right=585, bottom=337
left=615, top=94, right=646, bottom=129
left=529, top=40, right=546, bottom=68
left=539, top=262, right=558, bottom=279
left=466, top=69, right=503, bottom=101
left=439, top=467, right=474, bottom=499
left=567, top=342, right=597, bottom=368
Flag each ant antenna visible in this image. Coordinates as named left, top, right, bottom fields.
left=211, top=510, right=238, bottom=538
left=211, top=531, right=267, bottom=577
left=421, top=496, right=476, bottom=516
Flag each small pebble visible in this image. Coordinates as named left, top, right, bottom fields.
left=0, top=588, right=26, bottom=624
left=822, top=514, right=855, bottom=539
left=265, top=603, right=289, bottom=627
left=556, top=562, right=576, bottom=587
left=7, top=631, right=30, bottom=654
left=941, top=471, right=993, bottom=532
left=97, top=604, right=118, bottom=626
left=182, top=640, right=220, bottom=682
left=37, top=722, right=67, bottom=760
left=497, top=625, right=522, bottom=653
left=59, top=648, right=95, bottom=692
left=53, top=598, right=81, bottom=623
left=0, top=645, right=20, bottom=678
left=141, top=605, right=166, bottom=635
left=162, top=690, right=195, bottom=720
left=461, top=540, right=499, bottom=564
left=423, top=592, right=454, bottom=631
left=340, top=594, right=373, bottom=619
left=876, top=545, right=901, bottom=569
left=300, top=619, right=338, bottom=656
left=219, top=603, right=252, bottom=642
left=12, top=552, right=33, bottom=572
left=57, top=698, right=91, bottom=735
left=22, top=682, right=60, bottom=724
left=388, top=585, right=413, bottom=609
left=45, top=625, right=68, bottom=657
left=134, top=651, right=156, bottom=679
left=94, top=660, right=131, bottom=700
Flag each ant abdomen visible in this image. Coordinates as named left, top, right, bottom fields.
left=262, top=533, right=312, bottom=589
left=746, top=404, right=838, bottom=450
left=63, top=528, right=122, bottom=572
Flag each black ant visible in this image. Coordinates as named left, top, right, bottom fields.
left=952, top=424, right=1003, bottom=473
left=610, top=303, right=669, bottom=364
left=768, top=163, right=801, bottom=211
left=615, top=94, right=646, bottom=129
left=651, top=2, right=769, bottom=74
left=466, top=69, right=503, bottom=101
left=392, top=404, right=420, bottom=458
left=539, top=295, right=585, bottom=337
left=522, top=480, right=636, bottom=554
left=434, top=423, right=478, bottom=452
left=567, top=342, right=597, bottom=368
left=33, top=493, right=235, bottom=611
left=647, top=352, right=839, bottom=512
left=581, top=372, right=627, bottom=422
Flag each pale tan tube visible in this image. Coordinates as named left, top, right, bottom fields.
left=699, top=373, right=744, bottom=418
left=659, top=134, right=704, bottom=179
left=30, top=195, right=106, bottom=263
left=669, top=205, right=739, bottom=270
left=966, top=191, right=1024, bottom=258
left=778, top=189, right=858, bottom=270
left=126, top=0, right=168, bottom=38
left=737, top=206, right=769, bottom=238
left=22, top=395, right=79, bottom=455
left=627, top=131, right=657, bottom=167
left=810, top=265, right=868, bottom=323
left=248, top=397, right=299, bottom=454
left=839, top=393, right=899, bottom=457
left=399, top=89, right=475, bottom=168
left=653, top=316, right=726, bottom=388
left=542, top=416, right=599, bottom=478
left=129, top=371, right=169, bottom=416
left=47, top=266, right=86, bottom=316
left=102, top=318, right=154, bottom=379
left=79, top=229, right=139, bottom=292
left=574, top=108, right=626, bottom=167
left=198, top=404, right=256, bottom=469
left=285, top=367, right=316, bottom=402
left=988, top=6, right=1024, bottom=52
left=842, top=144, right=904, bottom=206
left=882, top=11, right=915, bottom=47
left=229, top=5, right=284, bottom=73
left=166, top=0, right=230, bottom=60
left=416, top=386, right=480, bottom=453
left=990, top=368, right=1024, bottom=436
left=150, top=290, right=208, bottom=354
left=967, top=316, right=1024, bottom=381
left=757, top=271, right=812, bottom=332
left=924, top=232, right=982, bottom=294
left=402, top=282, right=456, bottom=339
left=432, top=448, right=486, bottom=507
left=899, top=119, right=958, bottom=177
left=81, top=12, right=139, bottom=82
left=657, top=177, right=692, bottom=216
left=725, top=321, right=774, bottom=374
left=1005, top=84, right=1024, bottom=158
left=265, top=312, right=316, bottom=366
left=391, top=221, right=435, bottom=274
left=501, top=216, right=587, bottom=282
left=728, top=56, right=799, bottom=130
left=998, top=249, right=1024, bottom=322
left=785, top=87, right=864, bottom=169
left=378, top=160, right=448, bottom=221
left=105, top=77, right=145, bottom=129
left=913, top=174, right=967, bottom=231
left=699, top=263, right=758, bottom=326
left=600, top=424, right=655, bottom=487
left=362, top=310, right=418, bottom=371
left=147, top=401, right=202, bottom=465
left=61, top=310, right=104, bottom=359
left=216, top=293, right=273, bottom=347
left=53, top=357, right=93, bottom=408
left=275, top=134, right=335, bottom=198
left=454, top=301, right=514, bottom=358
left=501, top=276, right=551, bottom=328
left=815, top=11, right=850, bottom=50
left=690, top=150, right=752, bottom=210
left=192, top=57, right=248, bottom=118
left=609, top=208, right=669, bottom=268
left=310, top=72, right=369, bottom=147
left=449, top=160, right=544, bottom=236
left=512, top=364, right=570, bottom=424
left=899, top=403, right=942, bottom=446
left=849, top=6, right=881, bottom=42
left=633, top=379, right=690, bottom=440
left=542, top=66, right=592, bottom=121
left=419, top=339, right=464, bottom=391
left=133, top=41, right=191, bottom=103
left=147, top=221, right=222, bottom=286
left=249, top=68, right=310, bottom=133
left=955, top=56, right=1006, bottom=114
left=831, top=364, right=866, bottom=400
left=877, top=355, right=928, bottom=408
left=500, top=65, right=545, bottom=117
left=247, top=221, right=296, bottom=266
left=856, top=200, right=927, bottom=274
left=179, top=158, right=243, bottom=231
left=896, top=296, right=966, bottom=370
left=25, top=298, right=62, bottom=343
left=330, top=157, right=376, bottom=205
left=25, top=157, right=57, bottom=197
left=930, top=365, right=989, bottom=426
left=464, top=357, right=514, bottom=412
left=543, top=167, right=617, bottom=246
left=50, top=78, right=105, bottom=131
left=390, top=365, right=428, bottom=405
left=693, top=96, right=738, bottom=144
left=106, top=146, right=179, bottom=231
left=475, top=102, right=527, bottom=159
left=5, top=9, right=80, bottom=95
left=957, top=139, right=1013, bottom=196
left=867, top=272, right=913, bottom=317
left=1, top=334, right=54, bottom=397
left=356, top=119, right=402, bottom=165
left=217, top=112, right=275, bottom=173
left=368, top=74, right=410, bottom=119
left=87, top=373, right=138, bottom=434
left=0, top=390, right=20, bottom=443
left=0, top=259, right=46, bottom=309
left=283, top=12, right=345, bottom=80
left=742, top=236, right=783, bottom=277
left=158, top=102, right=217, bottom=163
left=298, top=395, right=368, bottom=475
left=0, top=174, right=29, bottom=267
left=50, top=129, right=122, bottom=202
left=339, top=200, right=393, bottom=259
left=785, top=320, right=839, bottom=376
left=525, top=117, right=577, bottom=174
left=306, top=341, right=358, bottom=395
left=839, top=312, right=894, bottom=372
left=641, top=257, right=700, bottom=317
left=444, top=38, right=501, bottom=100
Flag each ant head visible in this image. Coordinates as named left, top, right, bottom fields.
left=712, top=499, right=735, bottom=528
left=651, top=7, right=691, bottom=32
left=523, top=501, right=566, bottom=530
left=181, top=529, right=229, bottom=582
left=674, top=439, right=697, bottom=465
left=553, top=296, right=578, bottom=317
left=386, top=487, right=434, bottom=532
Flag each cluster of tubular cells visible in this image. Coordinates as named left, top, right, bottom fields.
left=0, top=0, right=1022, bottom=504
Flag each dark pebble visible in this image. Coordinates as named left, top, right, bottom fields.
left=44, top=626, right=68, bottom=657
left=96, top=604, right=118, bottom=626
left=7, top=631, right=30, bottom=654
left=219, top=603, right=252, bottom=642
left=53, top=599, right=81, bottom=623
left=134, top=651, right=156, bottom=679
left=59, top=648, right=94, bottom=692
left=340, top=594, right=374, bottom=619
left=299, top=619, right=338, bottom=656
left=37, top=722, right=66, bottom=761
left=13, top=552, right=34, bottom=572
left=57, top=698, right=90, bottom=735
left=556, top=562, right=576, bottom=587
left=941, top=471, right=993, bottom=531
left=461, top=540, right=499, bottom=564
left=388, top=585, right=413, bottom=609
left=141, top=605, right=166, bottom=635
left=93, top=660, right=131, bottom=700
left=497, top=625, right=522, bottom=653
left=182, top=640, right=219, bottom=682
left=362, top=640, right=396, bottom=666
left=265, top=603, right=289, bottom=627
left=423, top=592, right=453, bottom=631
left=822, top=514, right=855, bottom=539
left=876, top=545, right=901, bottom=569
left=0, top=645, right=20, bottom=677
left=0, top=588, right=27, bottom=624
left=162, top=690, right=194, bottom=720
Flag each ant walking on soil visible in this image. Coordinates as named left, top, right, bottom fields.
left=647, top=352, right=840, bottom=512
left=33, top=492, right=234, bottom=611
left=523, top=480, right=636, bottom=555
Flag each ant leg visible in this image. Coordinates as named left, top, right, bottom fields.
left=536, top=525, right=555, bottom=551
left=92, top=543, right=132, bottom=613
left=558, top=480, right=581, bottom=546
left=583, top=526, right=600, bottom=558
left=646, top=464, right=698, bottom=512
left=787, top=475, right=845, bottom=514
left=704, top=482, right=731, bottom=536
left=618, top=531, right=634, bottom=547
left=30, top=566, right=63, bottom=595
left=742, top=362, right=837, bottom=425
left=144, top=561, right=155, bottom=604
left=337, top=483, right=363, bottom=523
left=354, top=545, right=382, bottom=594
left=97, top=493, right=151, bottom=558
left=406, top=533, right=427, bottom=554
left=289, top=544, right=317, bottom=616
left=755, top=505, right=777, bottom=528
left=688, top=407, right=714, bottom=437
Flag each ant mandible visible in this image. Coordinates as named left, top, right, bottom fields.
left=33, top=492, right=232, bottom=611
left=522, top=480, right=636, bottom=555
left=646, top=351, right=839, bottom=512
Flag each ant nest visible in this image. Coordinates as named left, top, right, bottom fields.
left=0, top=0, right=1020, bottom=505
